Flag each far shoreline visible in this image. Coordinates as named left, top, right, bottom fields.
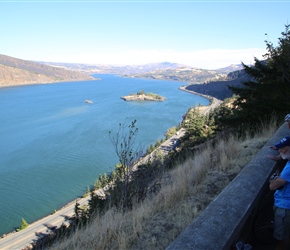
left=0, top=77, right=100, bottom=89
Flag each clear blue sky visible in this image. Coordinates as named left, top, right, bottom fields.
left=0, top=0, right=289, bottom=69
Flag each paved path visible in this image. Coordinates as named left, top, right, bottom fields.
left=0, top=197, right=89, bottom=250
left=0, top=87, right=222, bottom=250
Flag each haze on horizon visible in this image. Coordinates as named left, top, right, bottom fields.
left=1, top=1, right=289, bottom=70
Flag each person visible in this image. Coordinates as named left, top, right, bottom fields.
left=285, top=114, right=290, bottom=129
left=269, top=136, right=290, bottom=250
left=268, top=114, right=290, bottom=161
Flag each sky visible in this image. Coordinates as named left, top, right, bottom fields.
left=0, top=0, right=290, bottom=69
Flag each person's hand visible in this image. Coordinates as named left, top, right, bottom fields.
left=269, top=173, right=279, bottom=182
left=270, top=145, right=278, bottom=150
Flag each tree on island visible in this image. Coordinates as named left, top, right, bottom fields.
left=137, top=90, right=145, bottom=95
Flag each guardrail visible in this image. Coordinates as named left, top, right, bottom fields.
left=166, top=123, right=289, bottom=250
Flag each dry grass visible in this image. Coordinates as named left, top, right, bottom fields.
left=48, top=120, right=277, bottom=250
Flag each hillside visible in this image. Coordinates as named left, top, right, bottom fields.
left=39, top=61, right=190, bottom=75
left=118, top=64, right=243, bottom=83
left=2, top=54, right=246, bottom=99
left=125, top=67, right=228, bottom=83
left=185, top=68, right=251, bottom=100
left=114, top=64, right=248, bottom=101
left=116, top=63, right=248, bottom=100
left=41, top=61, right=245, bottom=98
left=42, top=122, right=275, bottom=250
left=0, top=54, right=95, bottom=87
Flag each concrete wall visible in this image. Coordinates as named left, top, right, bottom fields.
left=166, top=123, right=289, bottom=250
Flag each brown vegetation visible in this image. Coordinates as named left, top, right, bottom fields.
left=47, top=120, right=276, bottom=250
left=0, top=54, right=95, bottom=87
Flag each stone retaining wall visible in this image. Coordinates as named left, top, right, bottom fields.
left=166, top=123, right=289, bottom=250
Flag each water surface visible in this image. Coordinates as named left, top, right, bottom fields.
left=0, top=74, right=208, bottom=235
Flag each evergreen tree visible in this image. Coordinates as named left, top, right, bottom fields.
left=17, top=218, right=28, bottom=231
left=228, top=25, right=290, bottom=127
left=109, top=170, right=117, bottom=183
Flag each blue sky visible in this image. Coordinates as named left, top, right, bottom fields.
left=0, top=0, right=289, bottom=69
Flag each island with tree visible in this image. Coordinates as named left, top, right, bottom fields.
left=121, top=90, right=166, bottom=101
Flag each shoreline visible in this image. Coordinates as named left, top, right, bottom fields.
left=0, top=77, right=99, bottom=89
left=179, top=85, right=222, bottom=102
left=179, top=85, right=223, bottom=112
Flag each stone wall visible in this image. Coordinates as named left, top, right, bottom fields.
left=166, top=123, right=289, bottom=250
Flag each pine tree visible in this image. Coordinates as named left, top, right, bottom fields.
left=17, top=218, right=28, bottom=231
left=228, top=24, right=290, bottom=127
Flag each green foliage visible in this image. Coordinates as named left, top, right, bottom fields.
left=133, top=90, right=164, bottom=100
left=154, top=148, right=164, bottom=165
left=83, top=186, right=91, bottom=198
left=94, top=173, right=110, bottom=190
left=146, top=144, right=155, bottom=154
left=181, top=107, right=216, bottom=147
left=94, top=178, right=102, bottom=190
left=88, top=191, right=108, bottom=216
left=146, top=138, right=166, bottom=154
left=74, top=201, right=90, bottom=224
left=165, top=126, right=178, bottom=139
left=109, top=170, right=117, bottom=183
left=147, top=92, right=164, bottom=100
left=109, top=119, right=143, bottom=210
left=17, top=218, right=28, bottom=231
left=228, top=24, right=290, bottom=128
left=211, top=99, right=234, bottom=130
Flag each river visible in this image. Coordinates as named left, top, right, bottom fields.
left=0, top=74, right=209, bottom=236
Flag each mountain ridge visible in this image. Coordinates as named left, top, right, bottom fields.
left=0, top=54, right=246, bottom=99
left=0, top=54, right=96, bottom=87
left=40, top=60, right=243, bottom=75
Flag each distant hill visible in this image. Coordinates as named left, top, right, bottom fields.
left=41, top=60, right=246, bottom=100
left=125, top=67, right=229, bottom=84
left=0, top=54, right=95, bottom=87
left=118, top=64, right=244, bottom=86
left=213, top=64, right=244, bottom=73
left=43, top=61, right=244, bottom=83
left=39, top=61, right=190, bottom=75
left=185, top=68, right=251, bottom=100
left=2, top=55, right=247, bottom=99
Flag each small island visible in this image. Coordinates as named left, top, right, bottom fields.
left=121, top=90, right=166, bottom=102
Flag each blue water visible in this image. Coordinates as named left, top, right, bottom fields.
left=0, top=74, right=208, bottom=236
